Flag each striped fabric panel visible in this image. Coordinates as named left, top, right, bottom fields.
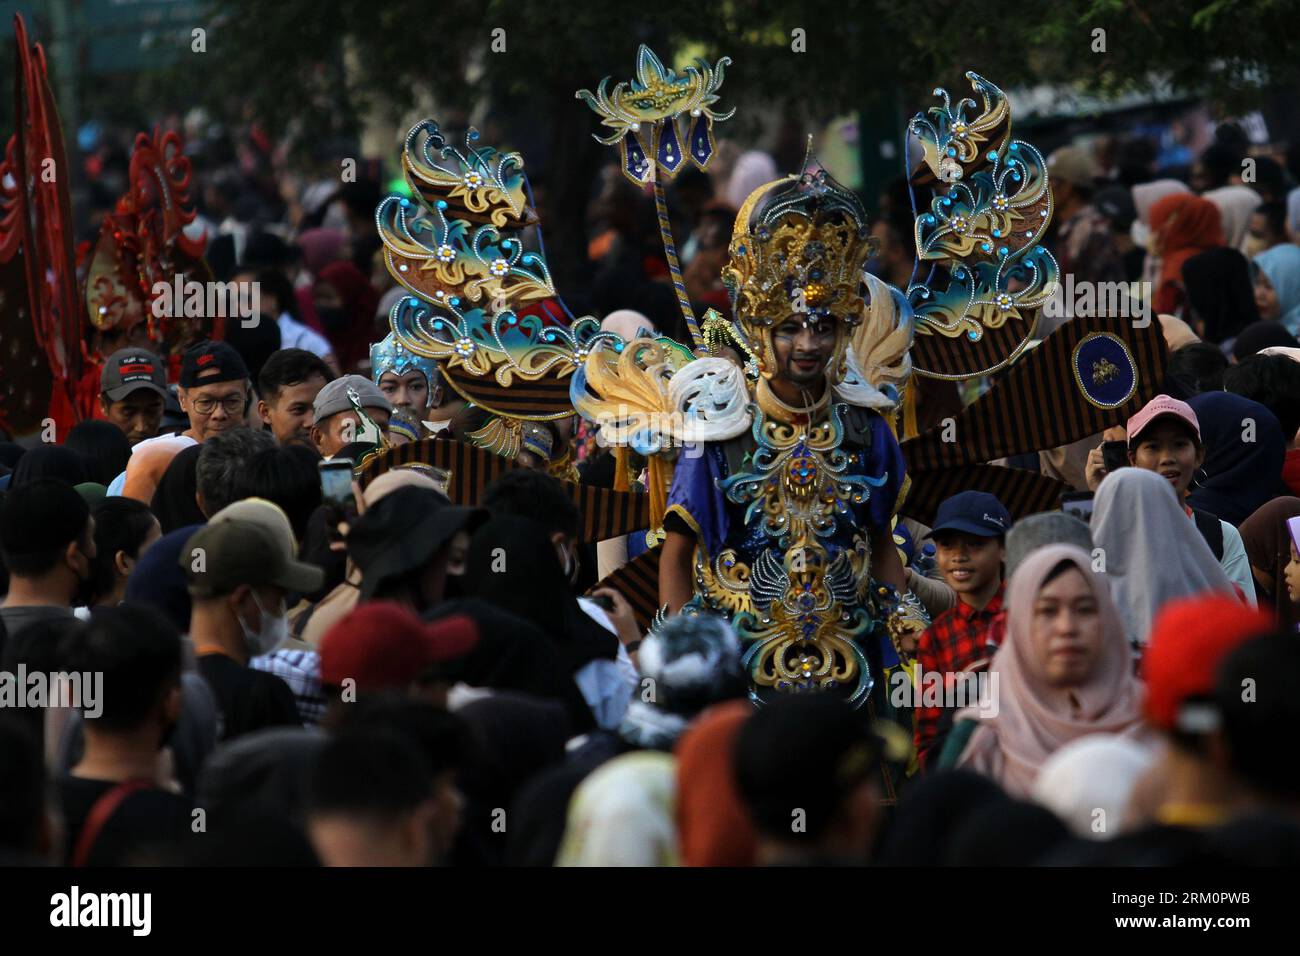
left=587, top=545, right=662, bottom=632
left=357, top=437, right=509, bottom=505
left=901, top=464, right=1067, bottom=526
left=574, top=484, right=652, bottom=542
left=443, top=365, right=575, bottom=419
left=902, top=315, right=1168, bottom=472
left=911, top=317, right=1035, bottom=380
left=359, top=437, right=650, bottom=541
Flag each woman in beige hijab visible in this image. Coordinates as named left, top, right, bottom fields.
left=938, top=544, right=1145, bottom=796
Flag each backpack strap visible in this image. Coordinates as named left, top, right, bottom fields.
left=1192, top=509, right=1225, bottom=562
left=71, top=779, right=152, bottom=867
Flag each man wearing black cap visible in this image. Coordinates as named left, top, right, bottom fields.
left=0, top=480, right=97, bottom=640
left=99, top=347, right=167, bottom=447
left=183, top=517, right=324, bottom=740
left=176, top=340, right=254, bottom=444
left=111, top=341, right=257, bottom=501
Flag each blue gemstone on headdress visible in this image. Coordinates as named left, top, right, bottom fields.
left=658, top=118, right=683, bottom=173
left=400, top=198, right=410, bottom=208
left=450, top=296, right=461, bottom=305
left=468, top=128, right=480, bottom=141
left=1012, top=172, right=1021, bottom=181
left=436, top=200, right=448, bottom=209
left=967, top=330, right=979, bottom=340
left=981, top=242, right=991, bottom=252
left=992, top=229, right=1001, bottom=237
left=987, top=151, right=998, bottom=161
left=1009, top=143, right=1019, bottom=152
left=998, top=246, right=1009, bottom=257
left=689, top=113, right=713, bottom=166
left=946, top=148, right=956, bottom=157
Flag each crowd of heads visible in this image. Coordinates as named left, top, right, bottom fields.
left=0, top=116, right=1298, bottom=868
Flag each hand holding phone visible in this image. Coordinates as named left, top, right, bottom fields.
left=319, top=459, right=358, bottom=543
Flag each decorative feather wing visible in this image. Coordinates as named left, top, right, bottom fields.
left=378, top=121, right=620, bottom=421
left=906, top=72, right=1058, bottom=380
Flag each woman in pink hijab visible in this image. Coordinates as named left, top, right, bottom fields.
left=938, top=544, right=1145, bottom=797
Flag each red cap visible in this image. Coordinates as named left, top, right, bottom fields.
left=1127, top=393, right=1200, bottom=445
left=1142, top=595, right=1270, bottom=732
left=319, top=602, right=478, bottom=691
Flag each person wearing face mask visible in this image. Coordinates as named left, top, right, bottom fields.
left=208, top=499, right=329, bottom=725
left=182, top=515, right=324, bottom=741
left=0, top=479, right=98, bottom=640
left=57, top=605, right=195, bottom=866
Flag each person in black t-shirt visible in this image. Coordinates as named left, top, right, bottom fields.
left=58, top=605, right=193, bottom=866
left=182, top=509, right=324, bottom=741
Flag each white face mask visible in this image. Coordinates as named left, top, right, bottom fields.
left=240, top=591, right=288, bottom=658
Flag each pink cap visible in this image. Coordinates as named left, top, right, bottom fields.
left=1126, top=394, right=1200, bottom=444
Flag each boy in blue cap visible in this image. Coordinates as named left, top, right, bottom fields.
left=913, top=491, right=1012, bottom=769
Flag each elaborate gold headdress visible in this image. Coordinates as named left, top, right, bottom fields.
left=721, top=154, right=876, bottom=380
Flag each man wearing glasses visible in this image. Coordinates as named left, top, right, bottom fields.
left=115, top=341, right=254, bottom=503
left=176, top=342, right=254, bottom=443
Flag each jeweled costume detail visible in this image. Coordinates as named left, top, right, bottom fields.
left=663, top=157, right=911, bottom=706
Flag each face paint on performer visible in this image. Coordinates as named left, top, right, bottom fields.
left=770, top=315, right=836, bottom=391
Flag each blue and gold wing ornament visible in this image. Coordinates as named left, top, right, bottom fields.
left=576, top=45, right=733, bottom=186
left=906, top=72, right=1059, bottom=379
left=376, top=120, right=620, bottom=420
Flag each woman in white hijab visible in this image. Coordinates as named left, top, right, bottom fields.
left=1031, top=733, right=1155, bottom=839
left=599, top=309, right=657, bottom=341
left=725, top=151, right=779, bottom=211
left=1204, top=183, right=1263, bottom=251
left=555, top=751, right=678, bottom=866
left=1090, top=467, right=1236, bottom=648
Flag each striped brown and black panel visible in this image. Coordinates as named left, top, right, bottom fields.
left=902, top=315, right=1168, bottom=472
left=572, top=484, right=652, bottom=542
left=443, top=364, right=575, bottom=421
left=911, top=315, right=1036, bottom=381
left=902, top=464, right=1067, bottom=526
left=587, top=545, right=662, bottom=633
left=359, top=437, right=650, bottom=542
left=357, top=437, right=510, bottom=505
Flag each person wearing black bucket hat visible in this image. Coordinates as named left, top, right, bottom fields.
left=345, top=485, right=486, bottom=613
